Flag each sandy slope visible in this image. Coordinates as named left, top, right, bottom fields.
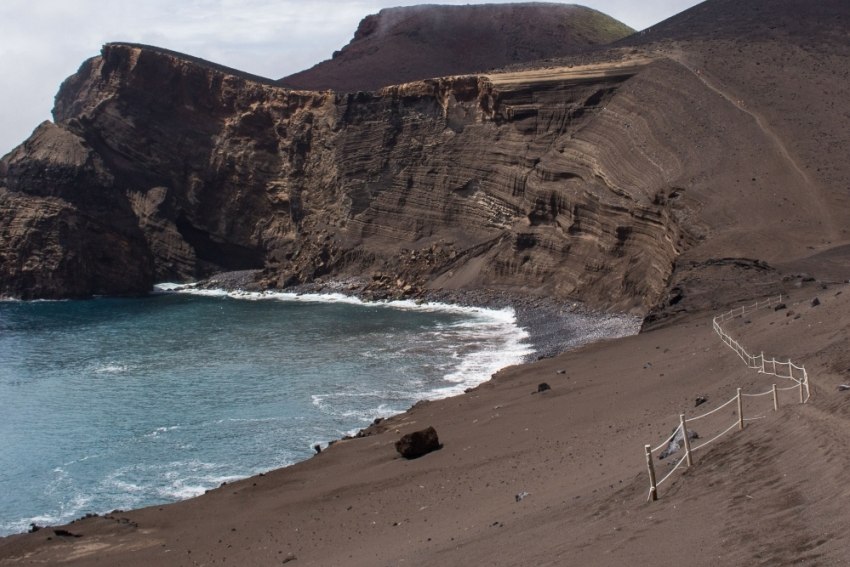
left=279, top=4, right=633, bottom=92
left=2, top=281, right=847, bottom=565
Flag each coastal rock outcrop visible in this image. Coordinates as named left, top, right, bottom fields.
left=0, top=43, right=692, bottom=309
left=0, top=121, right=153, bottom=299
left=4, top=0, right=848, bottom=313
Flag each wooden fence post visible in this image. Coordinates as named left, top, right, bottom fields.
left=680, top=414, right=693, bottom=467
left=737, top=388, right=744, bottom=431
left=799, top=378, right=805, bottom=404
left=760, top=352, right=765, bottom=373
left=803, top=368, right=812, bottom=404
left=645, top=445, right=657, bottom=502
left=772, top=384, right=779, bottom=411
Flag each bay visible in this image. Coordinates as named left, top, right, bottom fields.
left=0, top=291, right=531, bottom=535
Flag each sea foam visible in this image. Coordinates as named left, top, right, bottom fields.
left=155, top=282, right=534, bottom=400
left=1, top=285, right=534, bottom=536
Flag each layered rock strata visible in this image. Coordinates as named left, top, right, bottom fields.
left=2, top=44, right=698, bottom=308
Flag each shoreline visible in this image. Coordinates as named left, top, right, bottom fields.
left=185, top=270, right=643, bottom=363
left=1, top=275, right=640, bottom=537
left=2, top=282, right=844, bottom=565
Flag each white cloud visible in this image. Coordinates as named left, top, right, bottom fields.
left=0, top=0, right=701, bottom=155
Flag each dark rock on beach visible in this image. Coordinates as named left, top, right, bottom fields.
left=395, top=426, right=442, bottom=459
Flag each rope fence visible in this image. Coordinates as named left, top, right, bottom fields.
left=643, top=294, right=812, bottom=501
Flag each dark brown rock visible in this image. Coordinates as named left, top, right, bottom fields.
left=395, top=426, right=442, bottom=459
left=0, top=43, right=685, bottom=309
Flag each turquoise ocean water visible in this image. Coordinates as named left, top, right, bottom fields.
left=0, top=288, right=531, bottom=536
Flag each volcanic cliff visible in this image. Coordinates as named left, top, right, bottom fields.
left=0, top=10, right=672, bottom=310
left=2, top=0, right=850, bottom=318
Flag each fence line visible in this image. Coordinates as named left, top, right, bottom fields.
left=691, top=421, right=739, bottom=452
left=643, top=294, right=812, bottom=501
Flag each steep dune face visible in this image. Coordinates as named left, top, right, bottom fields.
left=620, top=0, right=850, bottom=320
left=280, top=3, right=633, bottom=92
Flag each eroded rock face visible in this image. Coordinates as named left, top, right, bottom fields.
left=0, top=43, right=692, bottom=308
left=0, top=121, right=153, bottom=299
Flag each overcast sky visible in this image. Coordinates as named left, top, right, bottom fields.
left=0, top=0, right=702, bottom=155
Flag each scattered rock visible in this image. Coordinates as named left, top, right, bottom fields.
left=536, top=382, right=551, bottom=393
left=28, top=523, right=42, bottom=533
left=838, top=385, right=850, bottom=392
left=556, top=369, right=566, bottom=375
left=811, top=297, right=821, bottom=307
left=667, top=288, right=684, bottom=306
left=395, top=426, right=442, bottom=459
left=695, top=396, right=708, bottom=407
left=313, top=444, right=322, bottom=454
left=643, top=362, right=653, bottom=369
left=774, top=303, right=787, bottom=311
left=282, top=553, right=297, bottom=563
left=53, top=529, right=82, bottom=538
left=515, top=491, right=530, bottom=502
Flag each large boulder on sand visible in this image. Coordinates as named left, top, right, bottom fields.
left=395, top=427, right=442, bottom=459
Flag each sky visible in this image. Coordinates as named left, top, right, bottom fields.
left=0, top=0, right=702, bottom=155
